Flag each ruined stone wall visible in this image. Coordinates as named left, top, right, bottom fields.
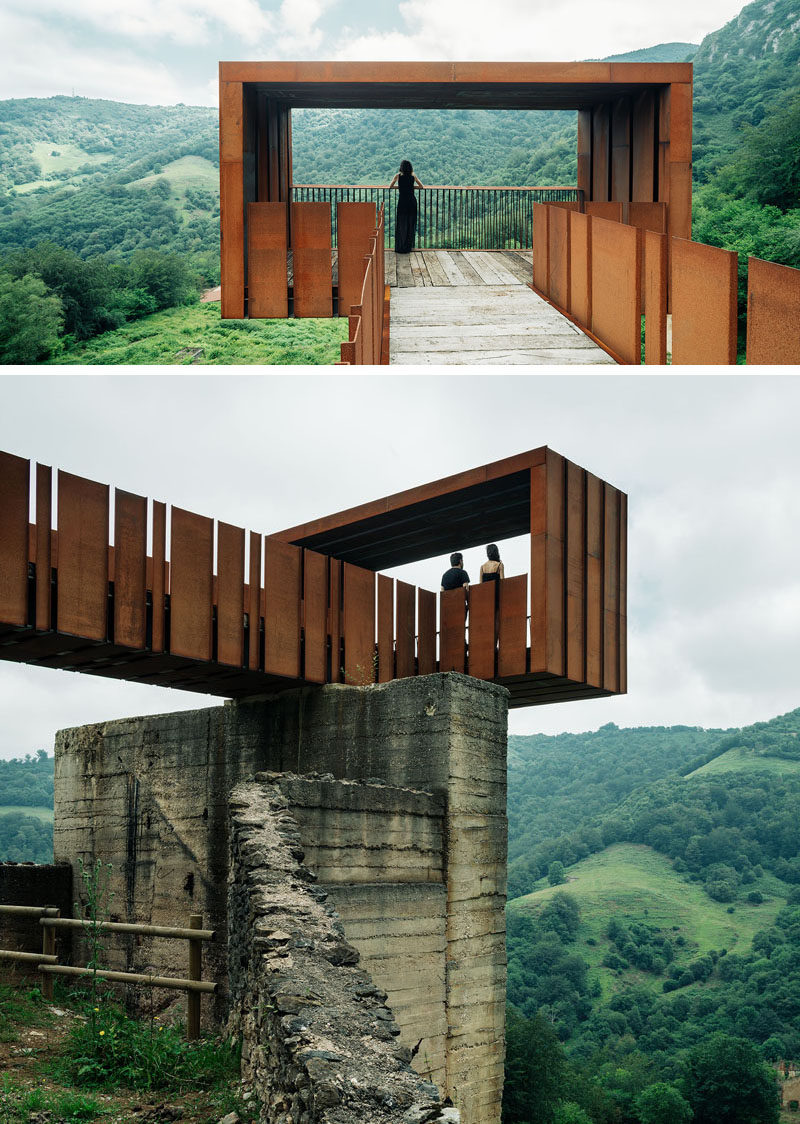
left=53, top=673, right=508, bottom=1123
left=227, top=777, right=458, bottom=1124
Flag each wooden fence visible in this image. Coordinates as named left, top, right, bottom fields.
left=530, top=201, right=800, bottom=365
left=0, top=906, right=214, bottom=1039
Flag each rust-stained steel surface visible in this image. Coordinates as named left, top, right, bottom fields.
left=337, top=202, right=377, bottom=317
left=532, top=203, right=549, bottom=293
left=548, top=206, right=570, bottom=312
left=292, top=202, right=332, bottom=317
left=671, top=238, right=738, bottom=365
left=644, top=230, right=668, bottom=365
left=568, top=211, right=591, bottom=328
left=590, top=216, right=641, bottom=365
left=746, top=256, right=800, bottom=365
left=0, top=447, right=626, bottom=708
left=247, top=202, right=288, bottom=318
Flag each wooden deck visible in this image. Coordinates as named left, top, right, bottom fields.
left=385, top=250, right=615, bottom=365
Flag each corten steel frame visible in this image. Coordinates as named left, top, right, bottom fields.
left=0, top=447, right=625, bottom=708
left=218, top=61, right=692, bottom=318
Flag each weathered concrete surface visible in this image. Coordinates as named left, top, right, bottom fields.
left=227, top=777, right=459, bottom=1124
left=54, top=673, right=508, bottom=1124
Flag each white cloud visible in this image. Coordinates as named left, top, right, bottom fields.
left=333, top=0, right=746, bottom=61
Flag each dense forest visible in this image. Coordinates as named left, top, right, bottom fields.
left=2, top=0, right=799, bottom=363
left=0, top=751, right=54, bottom=864
left=503, top=707, right=800, bottom=1123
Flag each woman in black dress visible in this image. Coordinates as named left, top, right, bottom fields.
left=389, top=160, right=424, bottom=253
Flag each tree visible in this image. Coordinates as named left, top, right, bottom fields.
left=0, top=271, right=62, bottom=363
left=683, top=1033, right=780, bottom=1124
left=548, top=861, right=566, bottom=886
left=636, top=1082, right=693, bottom=1124
left=553, top=1103, right=593, bottom=1124
left=503, top=1007, right=567, bottom=1124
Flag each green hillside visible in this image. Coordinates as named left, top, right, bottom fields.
left=690, top=747, right=800, bottom=778
left=0, top=753, right=54, bottom=864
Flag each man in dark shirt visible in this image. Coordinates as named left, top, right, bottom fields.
left=441, top=552, right=470, bottom=591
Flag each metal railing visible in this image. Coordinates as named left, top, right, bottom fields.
left=292, top=184, right=582, bottom=249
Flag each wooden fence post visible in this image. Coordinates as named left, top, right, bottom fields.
left=187, top=913, right=202, bottom=1040
left=41, top=909, right=58, bottom=1000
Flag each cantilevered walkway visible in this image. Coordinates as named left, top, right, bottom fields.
left=384, top=249, right=615, bottom=365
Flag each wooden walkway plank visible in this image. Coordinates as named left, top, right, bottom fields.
left=395, top=253, right=415, bottom=287
left=472, top=251, right=519, bottom=285
left=421, top=251, right=451, bottom=286
left=436, top=251, right=472, bottom=286
left=499, top=251, right=534, bottom=283
left=409, top=252, right=431, bottom=286
left=449, top=253, right=485, bottom=285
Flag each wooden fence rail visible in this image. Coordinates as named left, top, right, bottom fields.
left=0, top=907, right=214, bottom=1038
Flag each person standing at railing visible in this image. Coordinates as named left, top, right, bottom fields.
left=441, top=552, right=470, bottom=592
left=388, top=160, right=424, bottom=254
left=479, top=544, right=505, bottom=584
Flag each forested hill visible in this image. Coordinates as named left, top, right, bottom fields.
left=508, top=706, right=800, bottom=901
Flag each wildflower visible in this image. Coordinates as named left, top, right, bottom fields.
left=99, top=1030, right=105, bottom=1036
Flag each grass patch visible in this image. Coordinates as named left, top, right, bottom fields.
left=50, top=1001, right=240, bottom=1093
left=508, top=843, right=784, bottom=1001
left=0, top=1075, right=107, bottom=1122
left=0, top=805, right=54, bottom=822
left=54, top=303, right=349, bottom=365
left=130, top=156, right=218, bottom=192
left=30, top=142, right=112, bottom=175
left=0, top=985, right=51, bottom=1042
left=689, top=748, right=800, bottom=778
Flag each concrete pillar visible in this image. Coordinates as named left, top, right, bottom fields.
left=54, top=672, right=508, bottom=1124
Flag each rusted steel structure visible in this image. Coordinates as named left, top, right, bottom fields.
left=529, top=201, right=800, bottom=365
left=0, top=447, right=626, bottom=708
left=219, top=61, right=692, bottom=319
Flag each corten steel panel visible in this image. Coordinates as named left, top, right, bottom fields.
left=263, top=538, right=302, bottom=679
left=303, top=548, right=328, bottom=684
left=417, top=588, right=436, bottom=675
left=591, top=104, right=610, bottom=202
left=568, top=211, right=592, bottom=328
left=611, top=98, right=632, bottom=202
left=498, top=574, right=527, bottom=678
left=668, top=82, right=693, bottom=164
left=0, top=451, right=29, bottom=628
left=439, top=588, right=466, bottom=673
left=548, top=205, right=570, bottom=311
left=57, top=471, right=109, bottom=642
left=360, top=257, right=375, bottom=364
left=35, top=464, right=52, bottom=632
left=337, top=202, right=377, bottom=316
left=292, top=202, right=332, bottom=318
left=532, top=203, right=549, bottom=294
left=603, top=485, right=620, bottom=695
left=113, top=489, right=147, bottom=650
left=585, top=477, right=604, bottom=689
left=151, top=500, right=166, bottom=652
left=247, top=203, right=288, bottom=318
left=217, top=521, right=245, bottom=668
left=644, top=230, right=668, bottom=365
left=746, top=257, right=800, bottom=365
left=530, top=452, right=565, bottom=677
left=585, top=202, right=623, bottom=223
left=256, top=94, right=269, bottom=201
left=395, top=579, right=416, bottom=679
left=342, top=562, right=375, bottom=684
left=591, top=216, right=642, bottom=365
left=329, top=558, right=342, bottom=682
left=624, top=202, right=667, bottom=233
left=219, top=78, right=245, bottom=320
left=619, top=492, right=628, bottom=695
left=566, top=461, right=586, bottom=685
left=377, top=573, right=394, bottom=683
left=170, top=507, right=213, bottom=662
left=577, top=109, right=592, bottom=201
left=668, top=162, right=692, bottom=244
left=671, top=238, right=738, bottom=365
left=632, top=90, right=656, bottom=202
left=248, top=531, right=262, bottom=669
left=468, top=581, right=496, bottom=681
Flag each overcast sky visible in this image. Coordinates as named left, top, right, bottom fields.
left=0, top=372, right=799, bottom=759
left=2, top=0, right=747, bottom=106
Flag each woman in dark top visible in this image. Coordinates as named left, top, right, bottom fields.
left=480, top=544, right=505, bottom=583
left=389, top=160, right=424, bottom=254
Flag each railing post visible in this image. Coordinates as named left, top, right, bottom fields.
left=41, top=908, right=58, bottom=1000
left=187, top=913, right=202, bottom=1040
